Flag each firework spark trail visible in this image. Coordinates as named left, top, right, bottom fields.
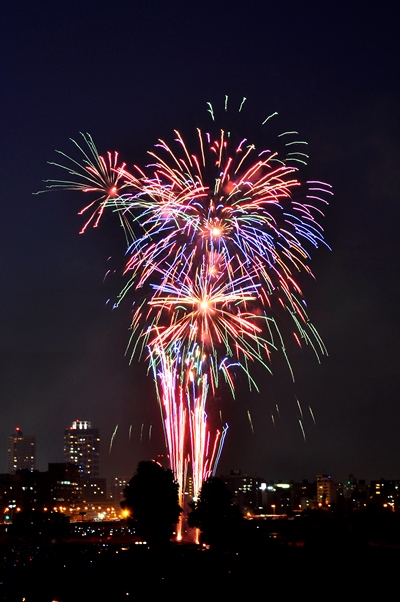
left=309, top=405, right=316, bottom=425
left=188, top=374, right=210, bottom=498
left=150, top=342, right=227, bottom=524
left=213, top=424, right=229, bottom=474
left=299, top=419, right=306, bottom=442
left=150, top=346, right=187, bottom=506
left=109, top=424, right=118, bottom=454
left=183, top=345, right=227, bottom=496
left=247, top=410, right=255, bottom=434
left=296, top=397, right=304, bottom=419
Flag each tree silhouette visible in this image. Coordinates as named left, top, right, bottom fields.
left=121, top=460, right=182, bottom=547
left=188, top=476, right=244, bottom=549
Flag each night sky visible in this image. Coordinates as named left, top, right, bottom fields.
left=2, top=2, right=399, bottom=486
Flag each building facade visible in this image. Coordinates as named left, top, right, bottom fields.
left=316, top=474, right=337, bottom=507
left=7, top=428, right=36, bottom=473
left=223, top=470, right=267, bottom=514
left=63, top=420, right=100, bottom=477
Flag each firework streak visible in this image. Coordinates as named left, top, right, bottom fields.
left=38, top=98, right=332, bottom=536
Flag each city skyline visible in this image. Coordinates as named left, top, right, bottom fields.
left=1, top=3, right=400, bottom=485
left=2, top=422, right=398, bottom=491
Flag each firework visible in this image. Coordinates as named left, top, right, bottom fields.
left=117, top=112, right=331, bottom=376
left=35, top=132, right=138, bottom=237
left=149, top=342, right=228, bottom=523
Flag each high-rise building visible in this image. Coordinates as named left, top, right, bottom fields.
left=223, top=470, right=267, bottom=514
left=316, top=474, right=337, bottom=506
left=7, top=427, right=36, bottom=473
left=63, top=420, right=100, bottom=477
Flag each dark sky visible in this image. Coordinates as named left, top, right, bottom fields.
left=2, top=1, right=399, bottom=486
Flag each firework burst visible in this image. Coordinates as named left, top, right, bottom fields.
left=35, top=132, right=138, bottom=237
left=39, top=97, right=332, bottom=540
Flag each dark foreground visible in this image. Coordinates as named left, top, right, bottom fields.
left=3, top=509, right=400, bottom=600
left=0, top=537, right=398, bottom=601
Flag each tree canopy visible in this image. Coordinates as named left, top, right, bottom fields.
left=121, top=460, right=182, bottom=547
left=188, top=476, right=244, bottom=549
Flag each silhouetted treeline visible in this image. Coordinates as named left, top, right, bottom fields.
left=121, top=460, right=182, bottom=548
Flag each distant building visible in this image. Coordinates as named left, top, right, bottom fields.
left=185, top=475, right=194, bottom=499
left=370, top=479, right=400, bottom=510
left=222, top=470, right=267, bottom=514
left=0, top=464, right=115, bottom=520
left=7, top=428, right=36, bottom=474
left=81, top=477, right=106, bottom=503
left=112, top=476, right=131, bottom=512
left=48, top=462, right=82, bottom=508
left=343, top=474, right=358, bottom=500
left=291, top=480, right=316, bottom=511
left=264, top=481, right=293, bottom=514
left=0, top=463, right=81, bottom=514
left=316, top=474, right=337, bottom=507
left=0, top=470, right=47, bottom=514
left=63, top=420, right=100, bottom=477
